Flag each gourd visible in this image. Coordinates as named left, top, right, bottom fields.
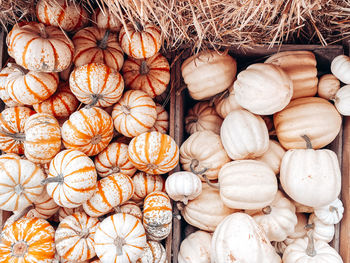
left=92, top=8, right=122, bottom=32
left=307, top=214, right=335, bottom=243
left=333, top=84, right=350, bottom=115
left=317, top=74, right=340, bottom=100
left=314, top=198, right=344, bottom=225
left=131, top=172, right=165, bottom=202
left=151, top=103, right=169, bottom=134
left=136, top=241, right=166, bottom=263
left=0, top=64, right=23, bottom=106
left=255, top=140, right=286, bottom=175
left=331, top=54, right=350, bottom=84
left=214, top=85, right=242, bottom=118
left=178, top=230, right=212, bottom=263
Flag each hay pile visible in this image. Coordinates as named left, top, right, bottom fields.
left=1, top=0, right=350, bottom=51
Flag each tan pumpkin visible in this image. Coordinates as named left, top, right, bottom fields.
left=73, top=27, right=124, bottom=71
left=62, top=107, right=114, bottom=156
left=36, top=0, right=89, bottom=32
left=234, top=63, right=293, bottom=115
left=180, top=130, right=230, bottom=180
left=131, top=172, right=165, bottom=202
left=317, top=74, right=340, bottom=100
left=58, top=206, right=84, bottom=221
left=7, top=22, right=74, bottom=72
left=92, top=8, right=122, bottom=32
left=150, top=103, right=169, bottom=134
left=178, top=230, right=212, bottom=263
left=112, top=90, right=157, bottom=137
left=0, top=64, right=23, bottom=106
left=214, top=85, right=242, bottom=118
left=185, top=101, right=223, bottom=135
left=128, top=131, right=179, bottom=174
left=255, top=140, right=286, bottom=175
left=274, top=97, right=342, bottom=149
left=122, top=53, right=170, bottom=98
left=265, top=50, right=318, bottom=99
left=137, top=241, right=166, bottom=263
left=181, top=50, right=237, bottom=100
left=119, top=22, right=162, bottom=59
left=331, top=54, right=350, bottom=84
left=333, top=84, right=350, bottom=115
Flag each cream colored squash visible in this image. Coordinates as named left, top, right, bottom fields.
left=308, top=214, right=335, bottom=243
left=220, top=109, right=269, bottom=160
left=214, top=85, right=242, bottom=118
left=211, top=213, right=281, bottom=263
left=333, top=84, right=350, bottom=115
left=255, top=140, right=286, bottom=175
left=178, top=230, right=212, bottom=263
left=234, top=63, right=293, bottom=115
left=317, top=74, right=340, bottom=100
left=331, top=54, right=350, bottom=84
left=314, top=198, right=344, bottom=225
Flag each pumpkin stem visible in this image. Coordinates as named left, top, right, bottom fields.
left=38, top=23, right=48, bottom=39
left=306, top=230, right=317, bottom=257
left=86, top=94, right=101, bottom=108
left=121, top=105, right=131, bottom=115
left=0, top=129, right=25, bottom=141
left=114, top=236, right=125, bottom=256
left=12, top=240, right=29, bottom=257
left=182, top=195, right=189, bottom=205
left=304, top=223, right=315, bottom=230
left=98, top=30, right=110, bottom=49
left=140, top=60, right=150, bottom=75
left=209, top=88, right=230, bottom=107
left=176, top=202, right=184, bottom=211
left=111, top=166, right=121, bottom=173
left=301, top=135, right=313, bottom=149
left=190, top=159, right=208, bottom=175
left=7, top=63, right=29, bottom=75
left=203, top=175, right=220, bottom=190
left=14, top=184, right=24, bottom=195
left=91, top=134, right=102, bottom=145
left=262, top=206, right=272, bottom=215
left=41, top=174, right=64, bottom=185
left=135, top=21, right=143, bottom=31
left=79, top=228, right=90, bottom=239
left=114, top=206, right=122, bottom=213
left=329, top=205, right=340, bottom=218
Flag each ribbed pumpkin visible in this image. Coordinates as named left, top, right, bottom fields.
left=119, top=23, right=162, bottom=59
left=131, top=172, right=165, bottom=202
left=55, top=212, right=100, bottom=262
left=62, top=107, right=114, bottom=156
left=255, top=140, right=286, bottom=175
left=0, top=64, right=23, bottom=106
left=314, top=198, right=344, bottom=225
left=0, top=217, right=55, bottom=262
left=214, top=85, right=242, bottom=118
left=58, top=206, right=84, bottom=221
left=112, top=90, right=157, bottom=137
left=7, top=22, right=74, bottom=72
left=265, top=50, right=318, bottom=99
left=115, top=201, right=143, bottom=221
left=128, top=131, right=179, bottom=174
left=94, top=142, right=137, bottom=178
left=46, top=149, right=97, bottom=208
left=178, top=230, right=212, bottom=263
left=73, top=27, right=124, bottom=71
left=92, top=8, right=122, bottom=32
left=70, top=63, right=124, bottom=107
left=331, top=54, right=350, bottom=84
left=274, top=97, right=342, bottom=149
left=151, top=103, right=169, bottom=134
left=36, top=0, right=89, bottom=32
left=83, top=173, right=134, bottom=217
left=122, top=53, right=170, bottom=98
left=333, top=85, right=350, bottom=115
left=137, top=241, right=166, bottom=263
left=0, top=106, right=34, bottom=154
left=308, top=214, right=335, bottom=243
left=317, top=74, right=340, bottom=100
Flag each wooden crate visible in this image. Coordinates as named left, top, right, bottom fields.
left=170, top=45, right=349, bottom=263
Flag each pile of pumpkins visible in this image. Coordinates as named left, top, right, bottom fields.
left=174, top=50, right=350, bottom=262
left=0, top=0, right=178, bottom=262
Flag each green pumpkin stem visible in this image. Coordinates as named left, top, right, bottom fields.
left=301, top=135, right=312, bottom=149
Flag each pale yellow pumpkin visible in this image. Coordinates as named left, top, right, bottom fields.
left=178, top=230, right=212, bottom=263
left=317, top=74, right=340, bottom=100
left=214, top=85, right=242, bottom=118
left=92, top=8, right=122, bottom=32
left=255, top=140, right=286, bottom=175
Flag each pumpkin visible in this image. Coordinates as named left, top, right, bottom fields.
left=180, top=130, right=230, bottom=180
left=220, top=109, right=269, bottom=160
left=331, top=54, right=350, bottom=84
left=0, top=64, right=23, bottom=106
left=181, top=50, right=237, bottom=100
left=150, top=103, right=169, bottom=134
left=265, top=51, right=318, bottom=99
left=178, top=230, right=211, bottom=263
left=58, top=206, right=84, bottom=221
left=180, top=183, right=237, bottom=232
left=128, top=131, right=179, bottom=174
left=46, top=149, right=97, bottom=208
left=136, top=241, right=166, bottom=263
left=314, top=198, right=344, bottom=225
left=122, top=53, right=170, bottom=98
left=0, top=106, right=34, bottom=154
left=33, top=82, right=79, bottom=119
left=92, top=8, right=122, bottom=32
left=55, top=212, right=99, bottom=262
left=94, top=213, right=147, bottom=262
left=143, top=191, right=172, bottom=240
left=185, top=101, right=223, bottom=135
left=0, top=158, right=45, bottom=211
left=333, top=84, right=350, bottom=115
left=112, top=90, right=157, bottom=137
left=62, top=107, right=114, bottom=156
left=6, top=64, right=59, bottom=105
left=83, top=172, right=134, bottom=217
left=255, top=140, right=286, bottom=175
left=59, top=63, right=74, bottom=81
left=131, top=172, right=165, bottom=202
left=23, top=113, right=61, bottom=164
left=0, top=217, right=55, bottom=262
left=214, top=85, right=242, bottom=118
left=0, top=153, right=21, bottom=160
left=211, top=212, right=281, bottom=263
left=307, top=214, right=335, bottom=243
left=119, top=22, right=162, bottom=59
left=234, top=63, right=293, bottom=115
left=318, top=74, right=340, bottom=100
left=94, top=142, right=137, bottom=178
left=165, top=171, right=202, bottom=204
left=73, top=27, right=124, bottom=71
left=7, top=22, right=74, bottom=72
left=115, top=201, right=143, bottom=221
left=274, top=97, right=342, bottom=149
left=245, top=191, right=297, bottom=242
left=36, top=0, right=88, bottom=32
left=70, top=63, right=124, bottom=107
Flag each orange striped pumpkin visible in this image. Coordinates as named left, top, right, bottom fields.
left=58, top=206, right=84, bottom=221
left=128, top=131, right=179, bottom=174
left=6, top=22, right=74, bottom=72
left=94, top=213, right=147, bottom=262
left=151, top=103, right=169, bottom=134
left=115, top=201, right=143, bottom=220
left=132, top=172, right=165, bottom=202
left=33, top=82, right=79, bottom=119
left=70, top=63, right=124, bottom=107
left=36, top=0, right=89, bottom=32
left=143, top=191, right=172, bottom=240
left=6, top=64, right=59, bottom=105
left=61, top=107, right=114, bottom=156
left=0, top=153, right=22, bottom=160
left=73, top=27, right=124, bottom=71
left=0, top=158, right=45, bottom=211
left=0, top=217, right=55, bottom=262
left=119, top=23, right=162, bottom=59
left=122, top=53, right=170, bottom=98
left=94, top=142, right=137, bottom=178
left=55, top=212, right=100, bottom=262
left=0, top=64, right=23, bottom=106
left=0, top=106, right=34, bottom=154
left=136, top=241, right=166, bottom=263
left=92, top=8, right=122, bottom=32
left=46, top=149, right=97, bottom=208
left=112, top=90, right=157, bottom=137
left=83, top=173, right=134, bottom=217
left=23, top=113, right=61, bottom=164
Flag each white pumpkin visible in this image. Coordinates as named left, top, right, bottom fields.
left=331, top=54, right=350, bottom=84
left=314, top=198, right=344, bottom=225
left=255, top=140, right=285, bottom=175
left=288, top=213, right=308, bottom=240
left=317, top=74, right=340, bottom=100
left=308, top=214, right=335, bottom=243
left=178, top=230, right=212, bottom=263
left=333, top=84, right=350, bottom=115
left=214, top=85, right=242, bottom=118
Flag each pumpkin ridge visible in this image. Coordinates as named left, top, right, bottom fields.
left=109, top=174, right=124, bottom=204
left=128, top=32, right=136, bottom=57
left=22, top=37, right=40, bottom=68
left=24, top=77, right=46, bottom=101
